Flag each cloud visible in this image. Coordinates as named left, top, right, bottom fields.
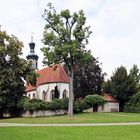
left=0, top=0, right=45, bottom=68
left=87, top=0, right=140, bottom=76
left=0, top=0, right=140, bottom=77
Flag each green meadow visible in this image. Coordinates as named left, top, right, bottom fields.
left=0, top=112, right=140, bottom=124
left=0, top=125, right=140, bottom=140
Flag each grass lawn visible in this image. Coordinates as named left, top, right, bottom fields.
left=0, top=125, right=140, bottom=140
left=0, top=112, right=140, bottom=124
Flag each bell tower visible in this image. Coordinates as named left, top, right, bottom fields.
left=26, top=35, right=39, bottom=69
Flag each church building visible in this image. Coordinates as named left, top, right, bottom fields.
left=25, top=39, right=119, bottom=112
left=26, top=39, right=70, bottom=101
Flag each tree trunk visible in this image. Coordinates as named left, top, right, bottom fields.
left=68, top=69, right=74, bottom=116
left=119, top=101, right=125, bottom=112
left=0, top=111, right=4, bottom=119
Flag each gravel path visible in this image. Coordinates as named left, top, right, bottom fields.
left=1, top=122, right=140, bottom=127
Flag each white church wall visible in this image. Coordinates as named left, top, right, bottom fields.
left=36, top=85, right=41, bottom=99
left=37, top=83, right=57, bottom=101
left=59, top=83, right=69, bottom=98
left=34, top=82, right=69, bottom=102
left=26, top=90, right=36, bottom=99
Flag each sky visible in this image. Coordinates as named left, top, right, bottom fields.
left=0, top=0, right=140, bottom=78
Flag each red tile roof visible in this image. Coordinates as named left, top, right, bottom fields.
left=102, top=94, right=118, bottom=102
left=26, top=64, right=69, bottom=92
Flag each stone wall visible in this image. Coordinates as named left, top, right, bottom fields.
left=21, top=109, right=67, bottom=117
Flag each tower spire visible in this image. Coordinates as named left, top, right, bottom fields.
left=26, top=34, right=39, bottom=70
left=31, top=32, right=34, bottom=42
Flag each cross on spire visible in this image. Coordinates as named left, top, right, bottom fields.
left=31, top=32, right=34, bottom=42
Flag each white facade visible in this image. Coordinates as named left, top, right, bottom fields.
left=26, top=82, right=69, bottom=101
left=98, top=102, right=119, bottom=112
left=85, top=102, right=119, bottom=113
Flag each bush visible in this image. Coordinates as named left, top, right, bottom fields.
left=17, top=96, right=30, bottom=110
left=47, top=98, right=68, bottom=111
left=124, top=92, right=140, bottom=113
left=73, top=100, right=87, bottom=113
left=47, top=99, right=62, bottom=110
left=19, top=97, right=93, bottom=113
left=21, top=98, right=69, bottom=112
left=61, top=98, right=68, bottom=110
left=83, top=94, right=106, bottom=108
left=30, top=99, right=47, bottom=111
left=23, top=101, right=32, bottom=112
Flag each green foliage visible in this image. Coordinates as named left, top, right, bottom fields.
left=18, top=95, right=108, bottom=114
left=41, top=3, right=92, bottom=67
left=102, top=80, right=112, bottom=93
left=17, top=96, right=30, bottom=109
left=103, top=65, right=139, bottom=111
left=73, top=100, right=87, bottom=113
left=23, top=100, right=32, bottom=112
left=129, top=64, right=140, bottom=91
left=110, top=66, right=129, bottom=101
left=130, top=65, right=140, bottom=83
left=83, top=95, right=105, bottom=108
left=22, top=98, right=69, bottom=112
left=47, top=99, right=63, bottom=111
left=0, top=30, right=37, bottom=117
left=45, top=98, right=69, bottom=111
left=30, top=99, right=47, bottom=111
left=124, top=92, right=140, bottom=113
left=41, top=3, right=93, bottom=116
left=23, top=99, right=47, bottom=112
left=61, top=98, right=69, bottom=110
left=74, top=57, right=104, bottom=99
left=19, top=97, right=88, bottom=114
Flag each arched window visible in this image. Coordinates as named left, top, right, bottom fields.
left=28, top=93, right=30, bottom=99
left=62, top=89, right=67, bottom=98
left=54, top=86, right=60, bottom=99
left=50, top=90, right=55, bottom=100
left=33, top=93, right=35, bottom=99
left=42, top=91, right=46, bottom=101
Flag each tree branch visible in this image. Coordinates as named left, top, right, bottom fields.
left=44, top=18, right=60, bottom=37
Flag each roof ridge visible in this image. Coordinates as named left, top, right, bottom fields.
left=58, top=64, right=61, bottom=82
left=53, top=64, right=68, bottom=82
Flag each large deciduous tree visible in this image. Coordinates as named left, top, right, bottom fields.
left=0, top=31, right=37, bottom=118
left=74, top=57, right=104, bottom=99
left=41, top=3, right=92, bottom=116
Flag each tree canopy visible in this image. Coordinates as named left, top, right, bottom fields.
left=102, top=65, right=139, bottom=111
left=41, top=3, right=92, bottom=116
left=124, top=91, right=140, bottom=113
left=0, top=30, right=37, bottom=118
left=74, top=57, right=104, bottom=99
left=129, top=64, right=140, bottom=91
